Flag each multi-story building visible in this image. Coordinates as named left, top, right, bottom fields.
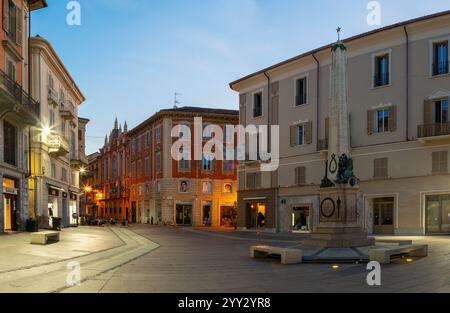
left=29, top=35, right=87, bottom=228
left=95, top=107, right=239, bottom=227
left=80, top=152, right=101, bottom=219
left=230, top=11, right=450, bottom=236
left=0, top=0, right=47, bottom=232
left=97, top=118, right=130, bottom=222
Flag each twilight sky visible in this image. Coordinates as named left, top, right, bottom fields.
left=31, top=0, right=450, bottom=155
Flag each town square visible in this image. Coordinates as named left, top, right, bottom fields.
left=0, top=0, right=450, bottom=301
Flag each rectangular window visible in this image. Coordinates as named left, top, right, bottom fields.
left=179, top=158, right=190, bottom=172
left=432, top=151, right=448, bottom=174
left=433, top=41, right=449, bottom=76
left=297, top=125, right=305, bottom=146
left=253, top=92, right=263, bottom=118
left=155, top=126, right=161, bottom=144
left=202, top=181, right=212, bottom=193
left=156, top=152, right=161, bottom=173
left=146, top=131, right=151, bottom=146
left=223, top=160, right=234, bottom=173
left=131, top=161, right=136, bottom=178
left=137, top=159, right=142, bottom=177
left=374, top=158, right=388, bottom=179
left=296, top=77, right=307, bottom=106
left=145, top=157, right=150, bottom=175
left=6, top=59, right=16, bottom=81
left=51, top=162, right=56, bottom=178
left=246, top=172, right=261, bottom=189
left=374, top=54, right=390, bottom=87
left=202, top=157, right=213, bottom=172
left=434, top=98, right=448, bottom=124
left=376, top=108, right=390, bottom=133
left=3, top=121, right=16, bottom=166
left=61, top=167, right=67, bottom=182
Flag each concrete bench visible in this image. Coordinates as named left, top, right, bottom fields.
left=30, top=231, right=60, bottom=245
left=250, top=245, right=302, bottom=265
left=375, top=239, right=413, bottom=246
left=369, top=244, right=428, bottom=264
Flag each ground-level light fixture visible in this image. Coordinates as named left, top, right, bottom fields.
left=331, top=265, right=340, bottom=270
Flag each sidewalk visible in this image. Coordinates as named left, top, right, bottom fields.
left=0, top=226, right=160, bottom=293
left=0, top=227, right=123, bottom=273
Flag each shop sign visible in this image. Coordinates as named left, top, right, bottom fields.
left=48, top=188, right=59, bottom=197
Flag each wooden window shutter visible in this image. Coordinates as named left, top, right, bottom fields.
left=296, top=167, right=306, bottom=186
left=305, top=121, right=313, bottom=145
left=424, top=99, right=433, bottom=125
left=271, top=82, right=279, bottom=95
left=388, top=106, right=397, bottom=132
left=441, top=151, right=448, bottom=173
left=374, top=158, right=388, bottom=178
left=246, top=173, right=252, bottom=189
left=271, top=95, right=279, bottom=124
left=239, top=172, right=245, bottom=190
left=256, top=173, right=262, bottom=188
left=239, top=94, right=247, bottom=126
left=325, top=117, right=330, bottom=140
left=15, top=5, right=21, bottom=45
left=432, top=152, right=439, bottom=173
left=367, top=110, right=374, bottom=135
left=3, top=0, right=8, bottom=32
left=290, top=125, right=296, bottom=147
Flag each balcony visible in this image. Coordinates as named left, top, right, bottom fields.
left=47, top=134, right=70, bottom=157
left=0, top=69, right=40, bottom=124
left=432, top=61, right=449, bottom=76
left=317, top=138, right=329, bottom=152
left=418, top=123, right=450, bottom=143
left=60, top=101, right=76, bottom=121
left=47, top=87, right=58, bottom=107
left=373, top=72, right=390, bottom=87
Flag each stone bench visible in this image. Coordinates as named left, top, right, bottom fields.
left=250, top=245, right=302, bottom=265
left=30, top=231, right=61, bottom=245
left=375, top=239, right=413, bottom=246
left=369, top=244, right=428, bottom=264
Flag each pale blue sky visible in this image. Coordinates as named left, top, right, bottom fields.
left=31, top=0, right=450, bottom=154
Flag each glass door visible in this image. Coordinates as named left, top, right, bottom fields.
left=426, top=195, right=450, bottom=234
left=176, top=204, right=192, bottom=225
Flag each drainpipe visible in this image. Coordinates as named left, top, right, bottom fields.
left=312, top=54, right=320, bottom=148
left=404, top=26, right=409, bottom=141
left=263, top=71, right=271, bottom=151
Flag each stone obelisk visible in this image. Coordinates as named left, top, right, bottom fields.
left=308, top=29, right=374, bottom=248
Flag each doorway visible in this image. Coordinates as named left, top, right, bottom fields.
left=245, top=202, right=266, bottom=229
left=176, top=204, right=192, bottom=225
left=202, top=203, right=212, bottom=227
left=131, top=202, right=137, bottom=223
left=220, top=206, right=235, bottom=228
left=292, top=206, right=311, bottom=233
left=426, top=194, right=450, bottom=234
left=372, top=197, right=395, bottom=235
left=3, top=194, right=18, bottom=231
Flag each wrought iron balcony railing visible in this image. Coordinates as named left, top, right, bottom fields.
left=0, top=69, right=40, bottom=118
left=418, top=123, right=450, bottom=138
left=432, top=61, right=449, bottom=76
left=373, top=72, right=390, bottom=87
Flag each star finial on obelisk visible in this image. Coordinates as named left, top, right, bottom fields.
left=336, top=27, right=342, bottom=41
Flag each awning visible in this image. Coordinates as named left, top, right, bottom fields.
left=243, top=197, right=267, bottom=201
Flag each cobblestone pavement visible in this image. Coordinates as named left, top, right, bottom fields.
left=75, top=225, right=450, bottom=293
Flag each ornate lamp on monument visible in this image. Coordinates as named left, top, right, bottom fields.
left=309, top=28, right=375, bottom=248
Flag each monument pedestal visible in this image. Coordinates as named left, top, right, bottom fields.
left=305, top=186, right=374, bottom=248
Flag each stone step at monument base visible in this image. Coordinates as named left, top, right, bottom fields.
left=304, top=227, right=375, bottom=248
